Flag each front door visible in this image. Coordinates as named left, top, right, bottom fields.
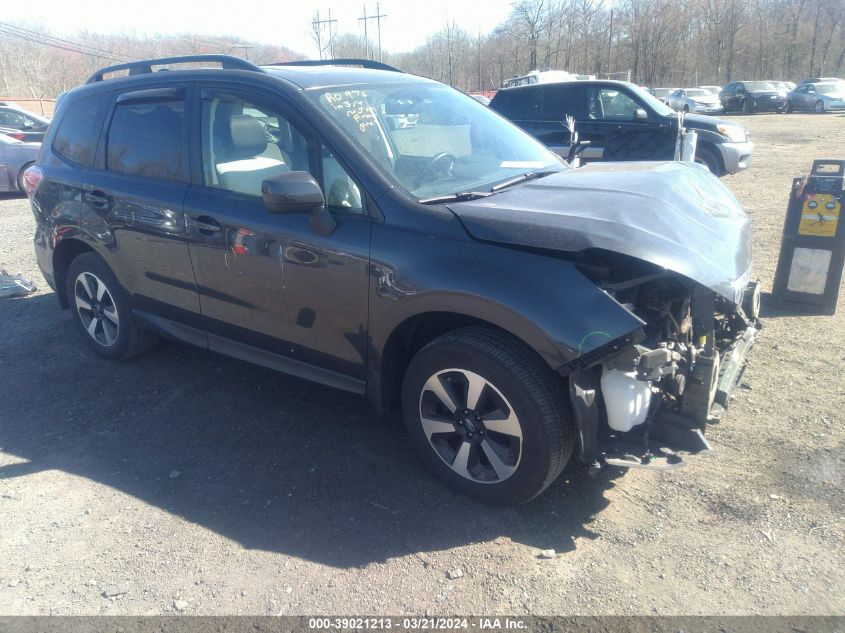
left=184, top=87, right=372, bottom=388
left=578, top=85, right=670, bottom=161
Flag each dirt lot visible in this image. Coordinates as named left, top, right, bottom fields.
left=1, top=113, right=843, bottom=617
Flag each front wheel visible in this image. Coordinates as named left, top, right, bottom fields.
left=742, top=99, right=752, bottom=114
left=401, top=328, right=574, bottom=505
left=65, top=252, right=157, bottom=360
left=785, top=101, right=793, bottom=113
left=694, top=145, right=722, bottom=176
left=815, top=100, right=825, bottom=113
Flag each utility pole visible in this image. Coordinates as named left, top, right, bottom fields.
left=359, top=3, right=387, bottom=61
left=313, top=9, right=337, bottom=60
left=606, top=9, right=613, bottom=78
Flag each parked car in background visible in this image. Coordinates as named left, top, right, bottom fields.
left=0, top=133, right=40, bottom=194
left=647, top=87, right=674, bottom=103
left=720, top=81, right=787, bottom=113
left=490, top=80, right=752, bottom=176
left=666, top=88, right=724, bottom=114
left=0, top=105, right=50, bottom=142
left=470, top=94, right=491, bottom=106
left=786, top=82, right=845, bottom=112
left=699, top=85, right=722, bottom=96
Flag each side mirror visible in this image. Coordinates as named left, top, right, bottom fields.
left=262, top=171, right=336, bottom=236
left=634, top=108, right=648, bottom=121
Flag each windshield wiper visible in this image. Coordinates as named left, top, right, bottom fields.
left=491, top=169, right=559, bottom=192
left=418, top=191, right=494, bottom=205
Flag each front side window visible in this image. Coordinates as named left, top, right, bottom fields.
left=586, top=87, right=645, bottom=121
left=321, top=147, right=363, bottom=214
left=308, top=83, right=563, bottom=201
left=201, top=96, right=307, bottom=198
left=106, top=99, right=187, bottom=181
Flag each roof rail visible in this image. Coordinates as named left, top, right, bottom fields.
left=267, top=59, right=403, bottom=73
left=86, top=54, right=263, bottom=84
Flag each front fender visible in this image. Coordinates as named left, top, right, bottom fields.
left=368, top=231, right=645, bottom=373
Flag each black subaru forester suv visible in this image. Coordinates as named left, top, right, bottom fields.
left=25, top=56, right=760, bottom=504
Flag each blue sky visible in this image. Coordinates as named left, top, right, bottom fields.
left=4, top=0, right=515, bottom=58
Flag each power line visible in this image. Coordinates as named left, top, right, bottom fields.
left=0, top=22, right=129, bottom=61
left=313, top=9, right=338, bottom=60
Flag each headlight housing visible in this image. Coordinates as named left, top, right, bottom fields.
left=717, top=123, right=747, bottom=143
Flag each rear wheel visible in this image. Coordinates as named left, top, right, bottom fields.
left=401, top=327, right=574, bottom=505
left=815, top=100, right=825, bottom=113
left=741, top=99, right=752, bottom=114
left=785, top=100, right=793, bottom=113
left=65, top=252, right=157, bottom=360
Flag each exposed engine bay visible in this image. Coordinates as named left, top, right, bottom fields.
left=569, top=252, right=761, bottom=471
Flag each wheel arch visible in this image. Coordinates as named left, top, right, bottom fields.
left=369, top=297, right=576, bottom=418
left=52, top=236, right=96, bottom=309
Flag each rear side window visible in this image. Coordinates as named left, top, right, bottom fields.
left=491, top=88, right=542, bottom=121
left=541, top=85, right=583, bottom=120
left=106, top=99, right=187, bottom=182
left=52, top=92, right=111, bottom=168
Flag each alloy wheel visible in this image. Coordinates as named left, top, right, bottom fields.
left=418, top=368, right=523, bottom=484
left=74, top=272, right=120, bottom=347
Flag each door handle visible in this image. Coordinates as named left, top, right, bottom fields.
left=188, top=215, right=222, bottom=235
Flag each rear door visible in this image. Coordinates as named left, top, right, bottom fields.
left=92, top=84, right=203, bottom=339
left=536, top=83, right=584, bottom=157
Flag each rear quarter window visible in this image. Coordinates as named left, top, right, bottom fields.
left=491, top=88, right=542, bottom=121
left=52, top=92, right=111, bottom=168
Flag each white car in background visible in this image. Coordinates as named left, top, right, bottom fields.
left=666, top=88, right=724, bottom=114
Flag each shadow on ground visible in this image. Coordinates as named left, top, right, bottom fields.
left=0, top=291, right=618, bottom=569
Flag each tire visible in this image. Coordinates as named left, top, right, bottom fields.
left=785, top=100, right=793, bottom=113
left=401, top=327, right=575, bottom=505
left=603, top=130, right=676, bottom=162
left=16, top=162, right=33, bottom=193
left=814, top=100, right=825, bottom=113
left=694, top=145, right=722, bottom=176
left=741, top=99, right=752, bottom=114
left=65, top=252, right=157, bottom=360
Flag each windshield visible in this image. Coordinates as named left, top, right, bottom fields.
left=686, top=89, right=710, bottom=97
left=816, top=84, right=841, bottom=95
left=744, top=82, right=777, bottom=91
left=631, top=86, right=673, bottom=116
left=307, top=82, right=564, bottom=201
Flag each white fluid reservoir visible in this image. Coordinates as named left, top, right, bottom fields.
left=601, top=368, right=653, bottom=432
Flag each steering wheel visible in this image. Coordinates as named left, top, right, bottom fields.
left=417, top=152, right=456, bottom=187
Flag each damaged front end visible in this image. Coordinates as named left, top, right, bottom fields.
left=568, top=252, right=761, bottom=472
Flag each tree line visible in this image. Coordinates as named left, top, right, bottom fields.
left=1, top=0, right=843, bottom=100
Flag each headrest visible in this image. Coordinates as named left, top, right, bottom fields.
left=228, top=114, right=267, bottom=158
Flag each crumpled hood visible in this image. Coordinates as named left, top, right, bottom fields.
left=447, top=161, right=752, bottom=304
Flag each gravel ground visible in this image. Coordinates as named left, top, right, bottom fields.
left=0, top=113, right=843, bottom=616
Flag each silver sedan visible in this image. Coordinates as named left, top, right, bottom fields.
left=666, top=88, right=724, bottom=114
left=0, top=133, right=40, bottom=193
left=787, top=82, right=845, bottom=112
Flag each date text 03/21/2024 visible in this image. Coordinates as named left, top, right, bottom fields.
left=307, top=618, right=527, bottom=630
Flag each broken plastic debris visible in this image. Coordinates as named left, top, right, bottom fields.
left=0, top=270, right=36, bottom=298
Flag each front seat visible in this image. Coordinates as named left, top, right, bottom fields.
left=216, top=115, right=290, bottom=196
